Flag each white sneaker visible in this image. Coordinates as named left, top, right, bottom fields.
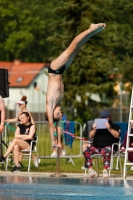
left=81, top=166, right=86, bottom=170
left=61, top=149, right=66, bottom=156
left=88, top=168, right=98, bottom=178
left=33, top=158, right=41, bottom=168
left=103, top=169, right=109, bottom=178
left=130, top=166, right=133, bottom=170
left=51, top=151, right=57, bottom=157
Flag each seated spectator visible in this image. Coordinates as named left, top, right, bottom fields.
left=120, top=122, right=133, bottom=170
left=82, top=120, right=94, bottom=156
left=0, top=112, right=36, bottom=172
left=82, top=120, right=94, bottom=142
left=5, top=95, right=40, bottom=168
left=83, top=110, right=120, bottom=178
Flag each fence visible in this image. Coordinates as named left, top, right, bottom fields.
left=3, top=121, right=83, bottom=165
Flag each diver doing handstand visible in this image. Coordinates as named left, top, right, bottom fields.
left=46, top=23, right=106, bottom=149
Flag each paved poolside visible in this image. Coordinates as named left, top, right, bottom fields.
left=0, top=171, right=133, bottom=180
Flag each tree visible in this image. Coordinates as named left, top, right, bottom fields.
left=0, top=0, right=58, bottom=61
left=0, top=0, right=133, bottom=123
left=47, top=0, right=133, bottom=122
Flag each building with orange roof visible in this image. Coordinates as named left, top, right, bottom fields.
left=0, top=61, right=49, bottom=119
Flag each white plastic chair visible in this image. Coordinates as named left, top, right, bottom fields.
left=6, top=135, right=38, bottom=172
left=84, top=142, right=122, bottom=177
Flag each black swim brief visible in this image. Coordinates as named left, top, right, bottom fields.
left=48, top=65, right=65, bottom=75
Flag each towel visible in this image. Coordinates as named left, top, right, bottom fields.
left=64, top=121, right=75, bottom=148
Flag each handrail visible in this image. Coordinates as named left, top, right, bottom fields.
left=3, top=121, right=83, bottom=160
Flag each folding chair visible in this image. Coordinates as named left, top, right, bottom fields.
left=113, top=136, right=124, bottom=171
left=84, top=142, right=122, bottom=177
left=6, top=135, right=38, bottom=172
left=109, top=142, right=122, bottom=177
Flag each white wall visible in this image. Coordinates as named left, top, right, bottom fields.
left=27, top=68, right=48, bottom=112
left=3, top=68, right=48, bottom=113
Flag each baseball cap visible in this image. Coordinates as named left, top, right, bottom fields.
left=100, top=110, right=110, bottom=118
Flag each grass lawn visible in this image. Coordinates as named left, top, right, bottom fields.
left=5, top=151, right=133, bottom=177
left=3, top=123, right=133, bottom=176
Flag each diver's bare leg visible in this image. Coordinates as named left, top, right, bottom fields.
left=51, top=23, right=106, bottom=70
left=70, top=23, right=106, bottom=49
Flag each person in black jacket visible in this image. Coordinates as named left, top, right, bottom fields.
left=83, top=110, right=120, bottom=178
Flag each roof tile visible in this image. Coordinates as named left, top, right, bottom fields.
left=0, top=61, right=49, bottom=87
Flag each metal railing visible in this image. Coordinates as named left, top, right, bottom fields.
left=3, top=121, right=83, bottom=165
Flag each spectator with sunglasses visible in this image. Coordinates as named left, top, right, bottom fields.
left=5, top=96, right=34, bottom=124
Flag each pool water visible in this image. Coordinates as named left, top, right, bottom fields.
left=0, top=176, right=133, bottom=200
